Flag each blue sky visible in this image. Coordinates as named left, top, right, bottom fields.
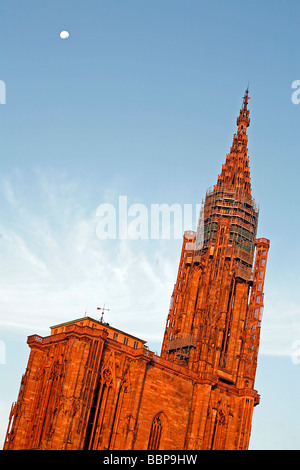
left=1, top=0, right=300, bottom=449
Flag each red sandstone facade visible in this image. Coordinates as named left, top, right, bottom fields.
left=4, top=91, right=269, bottom=450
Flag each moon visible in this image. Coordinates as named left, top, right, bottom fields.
left=60, top=31, right=69, bottom=39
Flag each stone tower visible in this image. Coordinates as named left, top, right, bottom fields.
left=4, top=91, right=269, bottom=451
left=160, top=89, right=270, bottom=448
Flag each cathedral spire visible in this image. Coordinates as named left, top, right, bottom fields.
left=214, top=88, right=252, bottom=197
left=237, top=87, right=250, bottom=134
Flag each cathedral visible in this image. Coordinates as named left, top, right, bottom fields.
left=3, top=90, right=269, bottom=450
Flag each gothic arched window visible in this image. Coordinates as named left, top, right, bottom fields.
left=147, top=413, right=163, bottom=450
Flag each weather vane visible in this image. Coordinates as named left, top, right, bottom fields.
left=97, top=304, right=110, bottom=323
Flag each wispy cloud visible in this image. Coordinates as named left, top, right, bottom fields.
left=0, top=170, right=176, bottom=347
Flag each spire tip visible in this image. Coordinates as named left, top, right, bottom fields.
left=243, top=87, right=250, bottom=108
